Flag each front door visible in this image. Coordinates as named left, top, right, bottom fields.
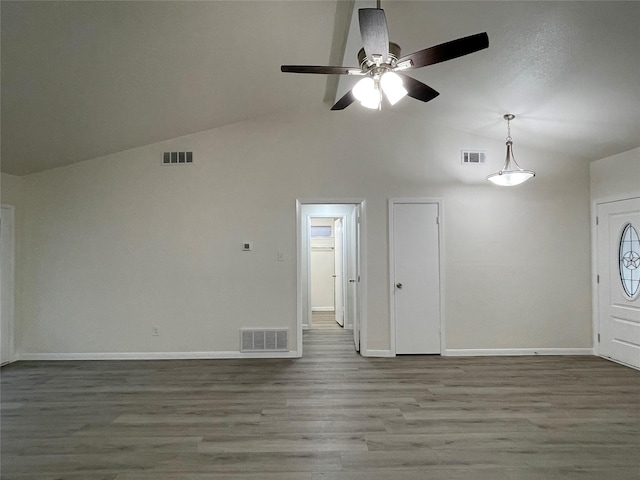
left=392, top=201, right=441, bottom=354
left=597, top=197, right=640, bottom=368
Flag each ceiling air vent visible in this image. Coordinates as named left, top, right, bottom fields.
left=163, top=151, right=193, bottom=165
left=461, top=150, right=486, bottom=165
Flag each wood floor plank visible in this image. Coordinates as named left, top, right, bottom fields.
left=2, top=315, right=639, bottom=478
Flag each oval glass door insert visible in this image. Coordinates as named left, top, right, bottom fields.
left=619, top=223, right=640, bottom=298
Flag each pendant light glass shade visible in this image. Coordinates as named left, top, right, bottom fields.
left=487, top=114, right=535, bottom=186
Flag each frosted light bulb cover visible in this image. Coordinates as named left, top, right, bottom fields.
left=380, top=72, right=408, bottom=105
left=352, top=77, right=380, bottom=109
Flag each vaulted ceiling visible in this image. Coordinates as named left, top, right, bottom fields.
left=2, top=1, right=639, bottom=176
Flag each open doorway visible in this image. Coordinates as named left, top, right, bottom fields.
left=296, top=200, right=366, bottom=355
left=309, top=217, right=344, bottom=328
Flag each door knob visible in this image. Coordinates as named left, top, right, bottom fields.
left=332, top=274, right=337, bottom=278
left=349, top=279, right=356, bottom=283
left=396, top=283, right=403, bottom=289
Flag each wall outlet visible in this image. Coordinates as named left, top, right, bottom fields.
left=152, top=326, right=160, bottom=336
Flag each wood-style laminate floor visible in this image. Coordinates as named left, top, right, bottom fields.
left=2, top=317, right=639, bottom=479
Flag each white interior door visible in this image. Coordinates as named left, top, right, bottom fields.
left=392, top=202, right=440, bottom=354
left=597, top=197, right=640, bottom=369
left=351, top=206, right=360, bottom=351
left=1, top=205, right=15, bottom=365
left=334, top=218, right=344, bottom=326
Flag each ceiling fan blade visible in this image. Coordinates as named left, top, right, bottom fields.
left=397, top=74, right=440, bottom=103
left=331, top=90, right=357, bottom=111
left=359, top=8, right=389, bottom=64
left=396, top=32, right=489, bottom=69
left=281, top=65, right=359, bottom=75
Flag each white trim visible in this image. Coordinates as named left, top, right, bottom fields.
left=598, top=354, right=640, bottom=371
left=311, top=307, right=335, bottom=312
left=297, top=199, right=368, bottom=356
left=362, top=349, right=394, bottom=357
left=306, top=212, right=348, bottom=330
left=388, top=198, right=445, bottom=356
left=445, top=348, right=594, bottom=357
left=0, top=204, right=16, bottom=366
left=357, top=201, right=368, bottom=353
left=17, top=350, right=302, bottom=361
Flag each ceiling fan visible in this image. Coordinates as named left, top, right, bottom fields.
left=281, top=7, right=489, bottom=111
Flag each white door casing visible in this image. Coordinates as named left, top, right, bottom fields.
left=390, top=200, right=442, bottom=355
left=596, top=197, right=640, bottom=369
left=334, top=218, right=344, bottom=326
left=1, top=205, right=16, bottom=365
left=352, top=205, right=361, bottom=351
left=297, top=200, right=366, bottom=355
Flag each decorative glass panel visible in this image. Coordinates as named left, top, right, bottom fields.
left=619, top=223, right=640, bottom=298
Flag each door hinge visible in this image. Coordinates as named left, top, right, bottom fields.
left=597, top=274, right=600, bottom=284
left=596, top=216, right=599, bottom=225
left=598, top=333, right=600, bottom=343
left=436, top=216, right=439, bottom=225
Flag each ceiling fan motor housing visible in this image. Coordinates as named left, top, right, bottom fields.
left=358, top=42, right=401, bottom=69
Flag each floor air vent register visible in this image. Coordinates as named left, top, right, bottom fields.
left=241, top=329, right=289, bottom=352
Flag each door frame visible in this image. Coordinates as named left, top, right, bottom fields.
left=333, top=217, right=345, bottom=326
left=308, top=215, right=347, bottom=326
left=296, top=199, right=367, bottom=356
left=388, top=198, right=445, bottom=356
left=1, top=204, right=16, bottom=365
left=592, top=194, right=640, bottom=361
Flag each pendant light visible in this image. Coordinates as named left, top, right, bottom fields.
left=487, top=114, right=535, bottom=186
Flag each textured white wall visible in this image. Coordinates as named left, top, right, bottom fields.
left=590, top=148, right=640, bottom=201
left=15, top=106, right=593, bottom=355
left=1, top=174, right=23, bottom=206
left=2, top=173, right=24, bottom=353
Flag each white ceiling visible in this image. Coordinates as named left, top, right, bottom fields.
left=2, top=1, right=639, bottom=176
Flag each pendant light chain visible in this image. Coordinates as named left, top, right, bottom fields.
left=504, top=113, right=515, bottom=143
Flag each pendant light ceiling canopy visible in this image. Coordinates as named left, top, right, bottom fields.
left=487, top=114, right=535, bottom=187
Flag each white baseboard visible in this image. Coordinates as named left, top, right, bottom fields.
left=362, top=349, right=394, bottom=357
left=444, top=348, right=594, bottom=357
left=16, top=350, right=302, bottom=361
left=311, top=307, right=335, bottom=312
left=598, top=354, right=640, bottom=371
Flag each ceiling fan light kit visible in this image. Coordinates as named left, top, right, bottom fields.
left=281, top=7, right=489, bottom=111
left=486, top=114, right=536, bottom=187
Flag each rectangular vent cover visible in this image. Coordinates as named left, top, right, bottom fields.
left=241, top=329, right=288, bottom=352
left=461, top=150, right=486, bottom=164
left=163, top=151, right=193, bottom=165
